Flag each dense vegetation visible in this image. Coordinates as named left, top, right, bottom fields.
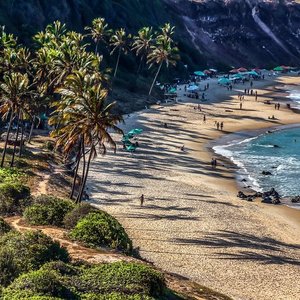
left=0, top=17, right=179, bottom=203
left=2, top=260, right=166, bottom=299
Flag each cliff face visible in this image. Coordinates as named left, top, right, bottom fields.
left=167, top=0, right=300, bottom=66
left=1, top=0, right=300, bottom=67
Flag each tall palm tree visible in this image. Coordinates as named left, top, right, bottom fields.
left=50, top=71, right=123, bottom=202
left=132, top=27, right=153, bottom=74
left=110, top=28, right=131, bottom=78
left=85, top=18, right=112, bottom=54
left=0, top=72, right=30, bottom=167
left=147, top=38, right=179, bottom=96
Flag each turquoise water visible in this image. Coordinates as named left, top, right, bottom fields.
left=214, top=127, right=300, bottom=198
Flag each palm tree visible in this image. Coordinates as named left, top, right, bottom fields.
left=85, top=18, right=112, bottom=54
left=132, top=27, right=153, bottom=74
left=0, top=72, right=30, bottom=167
left=50, top=71, right=123, bottom=202
left=110, top=28, right=131, bottom=78
left=147, top=38, right=179, bottom=96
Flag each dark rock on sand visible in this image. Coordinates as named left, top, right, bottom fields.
left=262, top=171, right=272, bottom=175
left=291, top=196, right=300, bottom=203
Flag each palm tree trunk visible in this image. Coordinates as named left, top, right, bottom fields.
left=28, top=115, right=35, bottom=144
left=10, top=110, right=21, bottom=167
left=77, top=146, right=94, bottom=204
left=1, top=112, right=15, bottom=168
left=95, top=40, right=100, bottom=55
left=76, top=138, right=86, bottom=203
left=70, top=139, right=82, bottom=200
left=149, top=62, right=163, bottom=96
left=18, top=115, right=24, bottom=157
left=113, top=48, right=121, bottom=78
left=137, top=56, right=144, bottom=75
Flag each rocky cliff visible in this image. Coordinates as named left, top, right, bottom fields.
left=1, top=0, right=300, bottom=68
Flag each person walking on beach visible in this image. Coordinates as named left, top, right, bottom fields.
left=250, top=81, right=253, bottom=88
left=220, top=122, right=224, bottom=131
left=140, top=194, right=144, bottom=207
left=278, top=103, right=280, bottom=110
left=255, top=91, right=258, bottom=101
left=217, top=122, right=220, bottom=130
left=211, top=158, right=215, bottom=168
left=203, top=114, right=206, bottom=123
left=240, top=102, right=243, bottom=110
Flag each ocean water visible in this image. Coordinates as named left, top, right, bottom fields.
left=287, top=85, right=300, bottom=107
left=214, top=127, right=300, bottom=201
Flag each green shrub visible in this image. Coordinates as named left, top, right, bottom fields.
left=74, top=261, right=165, bottom=298
left=63, top=203, right=98, bottom=229
left=0, top=168, right=25, bottom=184
left=2, top=269, right=75, bottom=299
left=69, top=211, right=132, bottom=253
left=81, top=293, right=155, bottom=300
left=40, top=261, right=80, bottom=277
left=0, top=218, right=11, bottom=235
left=0, top=248, right=19, bottom=286
left=0, top=183, right=31, bottom=216
left=24, top=195, right=75, bottom=226
left=0, top=231, right=69, bottom=286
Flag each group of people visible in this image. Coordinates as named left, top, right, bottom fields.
left=211, top=158, right=218, bottom=168
left=215, top=121, right=224, bottom=130
left=275, top=103, right=281, bottom=110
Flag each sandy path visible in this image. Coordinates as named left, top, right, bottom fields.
left=88, top=75, right=300, bottom=300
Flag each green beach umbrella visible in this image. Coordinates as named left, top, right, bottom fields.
left=218, top=77, right=230, bottom=85
left=169, top=87, right=177, bottom=94
left=128, top=129, right=143, bottom=135
left=194, top=71, right=206, bottom=77
left=273, top=66, right=284, bottom=71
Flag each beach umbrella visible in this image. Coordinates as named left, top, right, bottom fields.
left=273, top=66, right=284, bottom=71
left=187, top=85, right=199, bottom=92
left=128, top=129, right=143, bottom=135
left=229, top=69, right=238, bottom=74
left=209, top=68, right=218, bottom=73
left=218, top=77, right=230, bottom=85
left=232, top=73, right=243, bottom=79
left=168, top=87, right=177, bottom=94
left=237, top=67, right=248, bottom=72
left=194, top=71, right=206, bottom=77
left=248, top=71, right=259, bottom=76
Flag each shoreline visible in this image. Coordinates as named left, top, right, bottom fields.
left=88, top=74, right=300, bottom=300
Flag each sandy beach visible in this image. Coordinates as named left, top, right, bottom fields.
left=88, top=75, right=300, bottom=300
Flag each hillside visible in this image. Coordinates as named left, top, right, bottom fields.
left=1, top=0, right=300, bottom=69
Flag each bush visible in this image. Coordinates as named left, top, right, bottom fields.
left=2, top=269, right=75, bottom=299
left=63, top=203, right=98, bottom=229
left=0, top=218, right=12, bottom=235
left=0, top=231, right=69, bottom=286
left=69, top=211, right=132, bottom=253
left=0, top=248, right=19, bottom=286
left=81, top=293, right=155, bottom=300
left=75, top=261, right=165, bottom=298
left=0, top=168, right=25, bottom=184
left=0, top=183, right=31, bottom=216
left=24, top=195, right=75, bottom=226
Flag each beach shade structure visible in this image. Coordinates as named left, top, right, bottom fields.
left=237, top=67, right=248, bottom=72
left=247, top=71, right=259, bottom=77
left=218, top=77, right=231, bottom=85
left=187, top=84, right=199, bottom=92
left=273, top=66, right=284, bottom=72
left=168, top=87, right=177, bottom=94
left=232, top=73, right=243, bottom=79
left=194, top=71, right=206, bottom=77
left=229, top=68, right=239, bottom=74
left=209, top=68, right=218, bottom=73
left=128, top=128, right=143, bottom=136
